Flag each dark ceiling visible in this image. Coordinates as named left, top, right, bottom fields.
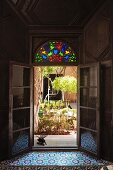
left=6, top=0, right=106, bottom=26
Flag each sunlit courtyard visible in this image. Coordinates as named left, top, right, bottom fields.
left=34, top=66, right=77, bottom=147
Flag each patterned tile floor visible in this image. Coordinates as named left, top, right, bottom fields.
left=0, top=151, right=110, bottom=166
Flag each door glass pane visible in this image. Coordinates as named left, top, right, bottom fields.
left=80, top=108, right=96, bottom=130
left=80, top=129, right=97, bottom=153
left=80, top=66, right=97, bottom=86
left=80, top=88, right=97, bottom=108
left=89, top=67, right=97, bottom=86
left=13, top=88, right=30, bottom=108
left=80, top=88, right=88, bottom=106
left=80, top=68, right=89, bottom=86
left=12, top=66, right=30, bottom=87
left=13, top=109, right=30, bottom=130
left=12, top=129, right=30, bottom=155
left=89, top=88, right=97, bottom=108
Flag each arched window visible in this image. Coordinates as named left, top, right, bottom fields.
left=34, top=41, right=77, bottom=64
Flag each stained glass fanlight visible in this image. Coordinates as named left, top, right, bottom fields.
left=34, top=41, right=76, bottom=63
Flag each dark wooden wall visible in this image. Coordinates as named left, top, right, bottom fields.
left=82, top=0, right=113, bottom=161
left=0, top=1, right=28, bottom=63
left=100, top=62, right=112, bottom=160
left=0, top=0, right=28, bottom=160
left=83, top=2, right=111, bottom=64
left=0, top=0, right=113, bottom=161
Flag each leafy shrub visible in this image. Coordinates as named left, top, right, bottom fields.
left=52, top=76, right=77, bottom=93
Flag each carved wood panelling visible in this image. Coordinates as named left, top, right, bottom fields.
left=0, top=3, right=27, bottom=63
left=10, top=0, right=18, bottom=4
left=84, top=15, right=110, bottom=63
left=6, top=0, right=105, bottom=26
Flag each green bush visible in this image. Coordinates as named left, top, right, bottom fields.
left=52, top=76, right=77, bottom=93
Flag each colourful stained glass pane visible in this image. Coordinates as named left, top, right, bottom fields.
left=34, top=41, right=76, bottom=63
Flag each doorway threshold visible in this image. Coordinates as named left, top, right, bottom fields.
left=32, top=146, right=78, bottom=151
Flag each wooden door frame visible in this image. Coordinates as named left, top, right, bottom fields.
left=32, top=64, right=78, bottom=150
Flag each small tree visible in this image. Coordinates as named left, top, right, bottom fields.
left=52, top=76, right=77, bottom=101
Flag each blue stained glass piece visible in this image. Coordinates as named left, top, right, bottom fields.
left=64, top=55, right=69, bottom=59
left=61, top=47, right=65, bottom=53
left=63, top=43, right=68, bottom=49
left=43, top=44, right=50, bottom=53
left=53, top=49, right=59, bottom=55
left=64, top=59, right=68, bottom=62
left=42, top=55, right=47, bottom=59
left=47, top=49, right=50, bottom=53
left=62, top=43, right=68, bottom=53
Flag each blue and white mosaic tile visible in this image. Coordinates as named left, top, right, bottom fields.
left=0, top=151, right=110, bottom=167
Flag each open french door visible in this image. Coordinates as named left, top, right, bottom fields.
left=9, top=62, right=33, bottom=157
left=78, top=63, right=100, bottom=157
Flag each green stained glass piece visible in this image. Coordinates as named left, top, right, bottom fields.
left=59, top=52, right=64, bottom=56
left=36, top=54, right=40, bottom=58
left=49, top=42, right=55, bottom=50
left=48, top=52, right=53, bottom=56
left=50, top=45, right=54, bottom=50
